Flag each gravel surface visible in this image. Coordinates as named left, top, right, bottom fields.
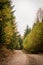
left=0, top=50, right=43, bottom=65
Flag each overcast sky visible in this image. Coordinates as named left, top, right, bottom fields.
left=12, top=0, right=43, bottom=36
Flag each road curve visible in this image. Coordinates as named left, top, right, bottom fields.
left=0, top=50, right=43, bottom=65
left=9, top=50, right=43, bottom=65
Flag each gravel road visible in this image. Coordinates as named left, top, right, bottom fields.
left=0, top=50, right=43, bottom=65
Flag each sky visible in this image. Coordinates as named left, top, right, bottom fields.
left=12, top=0, right=43, bottom=36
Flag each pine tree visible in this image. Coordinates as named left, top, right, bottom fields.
left=0, top=0, right=18, bottom=50
left=24, top=25, right=31, bottom=39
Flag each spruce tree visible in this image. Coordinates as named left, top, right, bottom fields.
left=24, top=25, right=31, bottom=39
left=0, top=0, right=18, bottom=50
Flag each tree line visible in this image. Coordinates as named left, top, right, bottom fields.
left=0, top=0, right=43, bottom=53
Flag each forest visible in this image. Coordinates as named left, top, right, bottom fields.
left=0, top=0, right=43, bottom=65
left=0, top=0, right=43, bottom=54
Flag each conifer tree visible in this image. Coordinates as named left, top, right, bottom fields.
left=24, top=25, right=31, bottom=39
left=0, top=0, right=18, bottom=50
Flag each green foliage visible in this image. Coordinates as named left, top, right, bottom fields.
left=24, top=25, right=31, bottom=39
left=0, top=0, right=18, bottom=50
left=18, top=35, right=23, bottom=49
left=23, top=22, right=43, bottom=53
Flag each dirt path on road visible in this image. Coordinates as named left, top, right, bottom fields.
left=0, top=50, right=43, bottom=65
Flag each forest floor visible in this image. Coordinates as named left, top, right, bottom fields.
left=0, top=49, right=43, bottom=65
